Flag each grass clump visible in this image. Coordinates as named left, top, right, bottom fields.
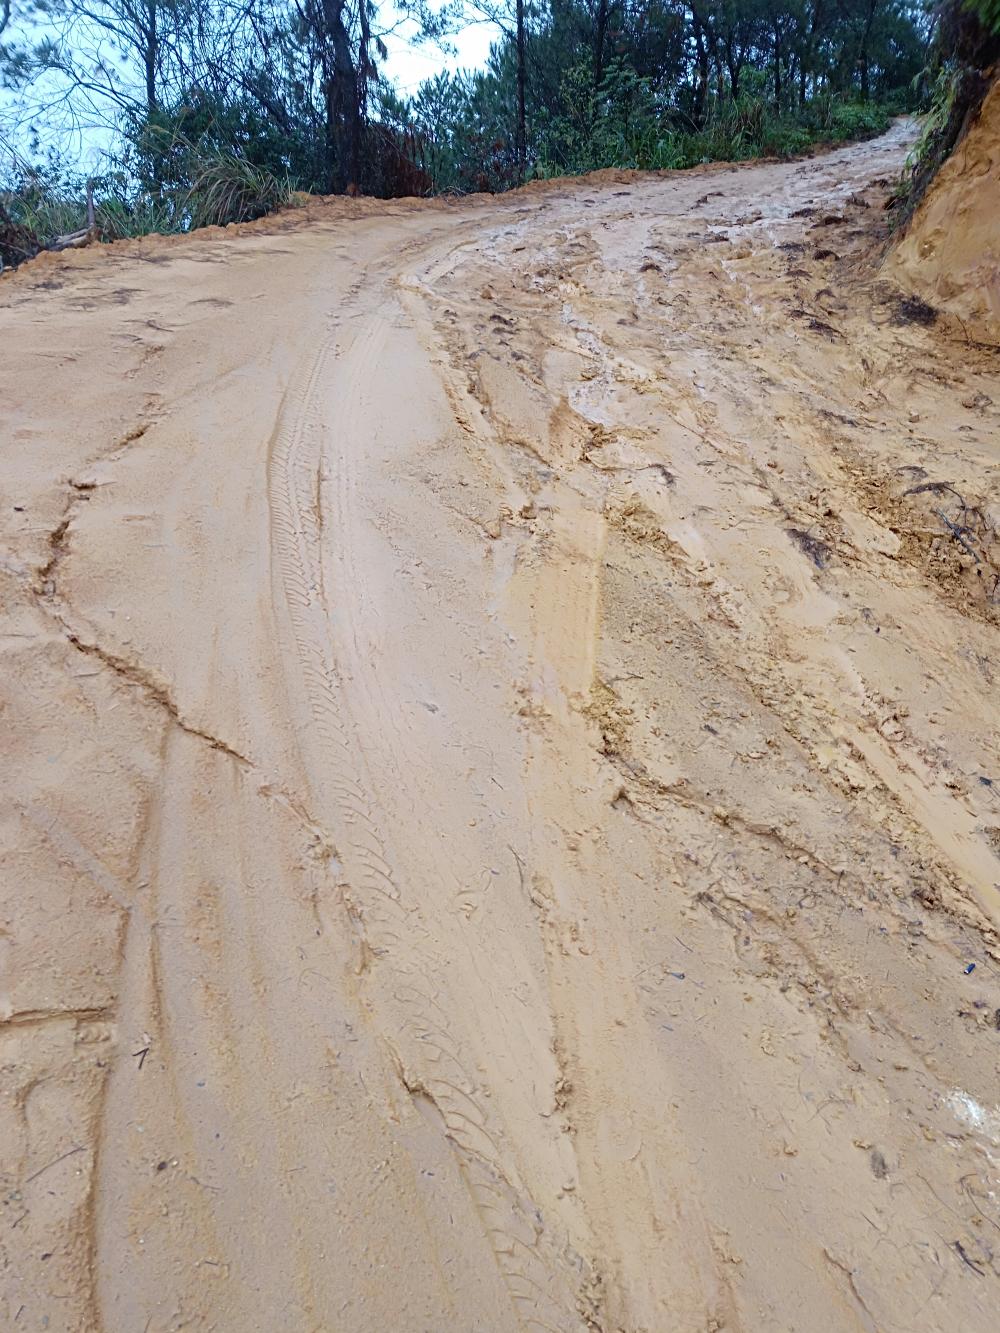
left=0, top=136, right=297, bottom=271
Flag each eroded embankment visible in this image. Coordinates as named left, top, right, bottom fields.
left=891, top=76, right=1000, bottom=344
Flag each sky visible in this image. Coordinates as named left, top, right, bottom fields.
left=0, top=4, right=501, bottom=168
left=383, top=14, right=500, bottom=96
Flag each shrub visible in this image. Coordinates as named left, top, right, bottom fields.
left=180, top=146, right=296, bottom=228
left=0, top=137, right=296, bottom=270
left=827, top=103, right=893, bottom=140
left=890, top=0, right=999, bottom=224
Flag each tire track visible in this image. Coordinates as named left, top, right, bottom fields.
left=266, top=313, right=589, bottom=1332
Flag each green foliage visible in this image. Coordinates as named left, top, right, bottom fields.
left=888, top=0, right=998, bottom=224
left=0, top=132, right=296, bottom=269
left=964, top=0, right=1000, bottom=37
left=400, top=0, right=917, bottom=193
left=0, top=153, right=88, bottom=267
left=177, top=144, right=298, bottom=226
left=0, top=0, right=932, bottom=264
left=126, top=99, right=313, bottom=198
left=443, top=54, right=893, bottom=185
left=808, top=100, right=892, bottom=141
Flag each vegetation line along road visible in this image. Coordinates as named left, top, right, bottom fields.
left=4, top=0, right=994, bottom=261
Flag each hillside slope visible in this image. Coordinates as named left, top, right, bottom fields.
left=2, top=124, right=1000, bottom=1332
left=890, top=76, right=1000, bottom=344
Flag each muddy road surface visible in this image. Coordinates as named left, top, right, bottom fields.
left=3, top=122, right=1000, bottom=1332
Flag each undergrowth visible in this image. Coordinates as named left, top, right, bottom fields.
left=889, top=0, right=1000, bottom=225
left=1, top=137, right=299, bottom=271
left=533, top=91, right=892, bottom=179
left=1, top=93, right=893, bottom=271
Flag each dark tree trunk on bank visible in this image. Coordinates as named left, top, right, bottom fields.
left=515, top=0, right=526, bottom=182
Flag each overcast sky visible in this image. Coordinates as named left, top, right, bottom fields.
left=384, top=14, right=499, bottom=95
left=0, top=5, right=501, bottom=167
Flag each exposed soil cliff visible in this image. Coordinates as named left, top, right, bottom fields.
left=890, top=75, right=1000, bottom=344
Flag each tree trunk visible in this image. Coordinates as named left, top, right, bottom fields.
left=710, top=30, right=724, bottom=103
left=725, top=41, right=741, bottom=101
left=321, top=0, right=361, bottom=193
left=858, top=0, right=877, bottom=101
left=355, top=0, right=374, bottom=188
left=773, top=26, right=782, bottom=113
left=144, top=0, right=158, bottom=114
left=515, top=0, right=527, bottom=183
left=801, top=0, right=824, bottom=108
left=594, top=0, right=609, bottom=91
left=693, top=16, right=709, bottom=127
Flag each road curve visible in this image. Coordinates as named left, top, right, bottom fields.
left=3, top=122, right=1000, bottom=1331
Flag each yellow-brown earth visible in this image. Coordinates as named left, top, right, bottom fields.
left=2, top=121, right=999, bottom=1331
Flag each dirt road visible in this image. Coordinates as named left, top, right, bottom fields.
left=3, top=122, right=1000, bottom=1332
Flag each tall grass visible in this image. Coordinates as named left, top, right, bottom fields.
left=1, top=137, right=297, bottom=271
left=180, top=146, right=297, bottom=228
left=533, top=95, right=892, bottom=180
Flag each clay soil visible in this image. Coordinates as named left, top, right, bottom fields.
left=2, top=120, right=1000, bottom=1331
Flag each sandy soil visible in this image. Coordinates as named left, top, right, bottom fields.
left=890, top=78, right=1000, bottom=347
left=2, top=121, right=1000, bottom=1332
